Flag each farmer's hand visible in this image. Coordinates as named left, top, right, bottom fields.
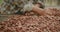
left=34, top=4, right=40, bottom=7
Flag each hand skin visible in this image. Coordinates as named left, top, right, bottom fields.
left=32, top=4, right=53, bottom=16
left=32, top=6, right=46, bottom=16
left=34, top=4, right=40, bottom=7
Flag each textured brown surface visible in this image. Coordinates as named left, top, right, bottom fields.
left=0, top=8, right=60, bottom=32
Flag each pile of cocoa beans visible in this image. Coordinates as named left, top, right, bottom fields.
left=0, top=8, right=60, bottom=32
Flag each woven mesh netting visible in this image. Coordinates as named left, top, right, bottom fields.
left=0, top=8, right=60, bottom=32
left=0, top=0, right=41, bottom=14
